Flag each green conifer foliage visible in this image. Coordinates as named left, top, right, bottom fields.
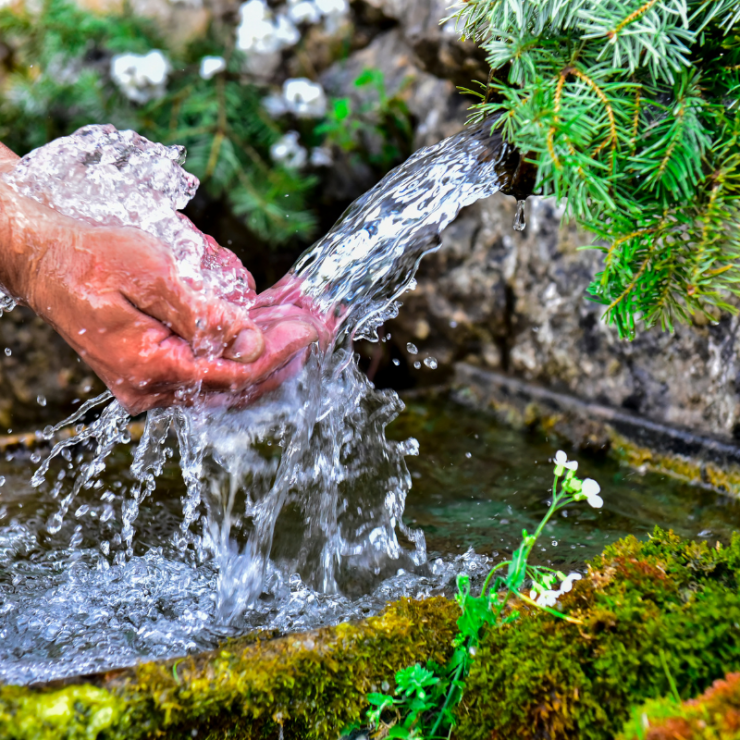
left=453, top=0, right=740, bottom=337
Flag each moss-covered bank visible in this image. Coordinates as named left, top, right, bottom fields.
left=458, top=530, right=740, bottom=739
left=619, top=671, right=740, bottom=739
left=0, top=598, right=458, bottom=740
left=4, top=531, right=740, bottom=740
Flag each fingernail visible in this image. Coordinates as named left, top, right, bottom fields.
left=225, top=328, right=265, bottom=363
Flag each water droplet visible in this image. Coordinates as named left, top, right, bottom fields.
left=513, top=199, right=526, bottom=231
left=406, top=343, right=418, bottom=355
left=413, top=361, right=421, bottom=369
left=465, top=452, right=472, bottom=459
left=552, top=540, right=558, bottom=546
left=423, top=357, right=438, bottom=369
left=392, top=358, right=400, bottom=366
left=4, top=348, right=10, bottom=356
left=75, top=504, right=90, bottom=518
left=0, top=476, right=5, bottom=487
left=36, top=394, right=47, bottom=407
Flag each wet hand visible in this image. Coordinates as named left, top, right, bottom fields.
left=0, top=148, right=320, bottom=414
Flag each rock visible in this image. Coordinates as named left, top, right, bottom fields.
left=361, top=0, right=489, bottom=89
left=387, top=192, right=740, bottom=440
left=0, top=307, right=103, bottom=431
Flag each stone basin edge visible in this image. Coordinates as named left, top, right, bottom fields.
left=453, top=362, right=740, bottom=497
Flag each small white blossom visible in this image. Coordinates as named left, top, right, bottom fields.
left=274, top=12, right=301, bottom=46
left=199, top=56, right=226, bottom=80
left=315, top=0, right=349, bottom=32
left=559, top=572, right=582, bottom=593
left=236, top=0, right=299, bottom=55
left=582, top=478, right=603, bottom=508
left=270, top=131, right=307, bottom=169
left=111, top=51, right=170, bottom=104
left=283, top=78, right=327, bottom=118
left=287, top=0, right=322, bottom=24
left=564, top=460, right=578, bottom=471
left=554, top=450, right=567, bottom=465
left=536, top=590, right=560, bottom=608
left=310, top=146, right=333, bottom=167
left=262, top=79, right=327, bottom=118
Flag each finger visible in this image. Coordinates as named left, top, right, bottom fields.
left=120, top=318, right=318, bottom=400
left=195, top=319, right=318, bottom=391
left=107, top=229, right=264, bottom=361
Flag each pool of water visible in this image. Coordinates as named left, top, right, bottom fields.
left=1, top=394, right=739, bottom=685
left=395, top=397, right=740, bottom=571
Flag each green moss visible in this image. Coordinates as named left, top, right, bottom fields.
left=5, top=531, right=740, bottom=740
left=456, top=528, right=740, bottom=740
left=0, top=686, right=124, bottom=740
left=618, top=671, right=740, bottom=739
left=0, top=597, right=458, bottom=740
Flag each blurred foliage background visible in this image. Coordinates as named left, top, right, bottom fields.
left=0, top=0, right=414, bottom=285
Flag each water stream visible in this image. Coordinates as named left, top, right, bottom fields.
left=0, top=123, right=731, bottom=686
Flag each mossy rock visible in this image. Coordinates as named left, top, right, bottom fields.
left=457, top=529, right=740, bottom=739
left=4, top=530, right=740, bottom=740
left=618, top=671, right=740, bottom=739
left=0, top=598, right=458, bottom=740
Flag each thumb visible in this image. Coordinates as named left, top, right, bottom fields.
left=115, top=232, right=265, bottom=362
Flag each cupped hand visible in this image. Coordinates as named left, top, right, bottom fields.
left=0, top=144, right=324, bottom=414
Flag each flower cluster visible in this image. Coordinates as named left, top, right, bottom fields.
left=553, top=450, right=603, bottom=508
left=236, top=0, right=349, bottom=75
left=530, top=571, right=582, bottom=607
left=110, top=50, right=169, bottom=104
left=264, top=78, right=328, bottom=119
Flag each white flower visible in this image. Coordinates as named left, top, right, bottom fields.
left=315, top=0, right=349, bottom=32
left=554, top=450, right=567, bottom=466
left=582, top=478, right=603, bottom=508
left=310, top=146, right=333, bottom=167
left=282, top=78, right=327, bottom=118
left=287, top=0, right=322, bottom=24
left=262, top=79, right=327, bottom=118
left=199, top=56, right=226, bottom=81
left=564, top=460, right=578, bottom=471
left=270, top=131, right=307, bottom=169
left=274, top=12, right=301, bottom=46
left=110, top=50, right=169, bottom=104
left=236, top=0, right=299, bottom=55
left=536, top=590, right=560, bottom=608
left=559, top=572, right=582, bottom=593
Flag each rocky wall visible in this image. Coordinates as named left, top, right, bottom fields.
left=323, top=1, right=740, bottom=443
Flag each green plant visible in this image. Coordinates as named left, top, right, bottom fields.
left=458, top=528, right=740, bottom=740
left=452, top=0, right=740, bottom=338
left=316, top=67, right=414, bottom=173
left=348, top=450, right=602, bottom=739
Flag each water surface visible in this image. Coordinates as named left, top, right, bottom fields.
left=1, top=395, right=738, bottom=685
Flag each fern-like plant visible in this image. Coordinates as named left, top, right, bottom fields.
left=452, top=0, right=740, bottom=337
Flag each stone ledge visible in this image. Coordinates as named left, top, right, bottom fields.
left=453, top=362, right=740, bottom=497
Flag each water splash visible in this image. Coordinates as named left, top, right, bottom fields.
left=0, top=121, right=511, bottom=681
left=513, top=198, right=526, bottom=231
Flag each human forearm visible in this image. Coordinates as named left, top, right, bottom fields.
left=0, top=142, right=28, bottom=304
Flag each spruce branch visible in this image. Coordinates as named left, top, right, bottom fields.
left=454, top=0, right=740, bottom=338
